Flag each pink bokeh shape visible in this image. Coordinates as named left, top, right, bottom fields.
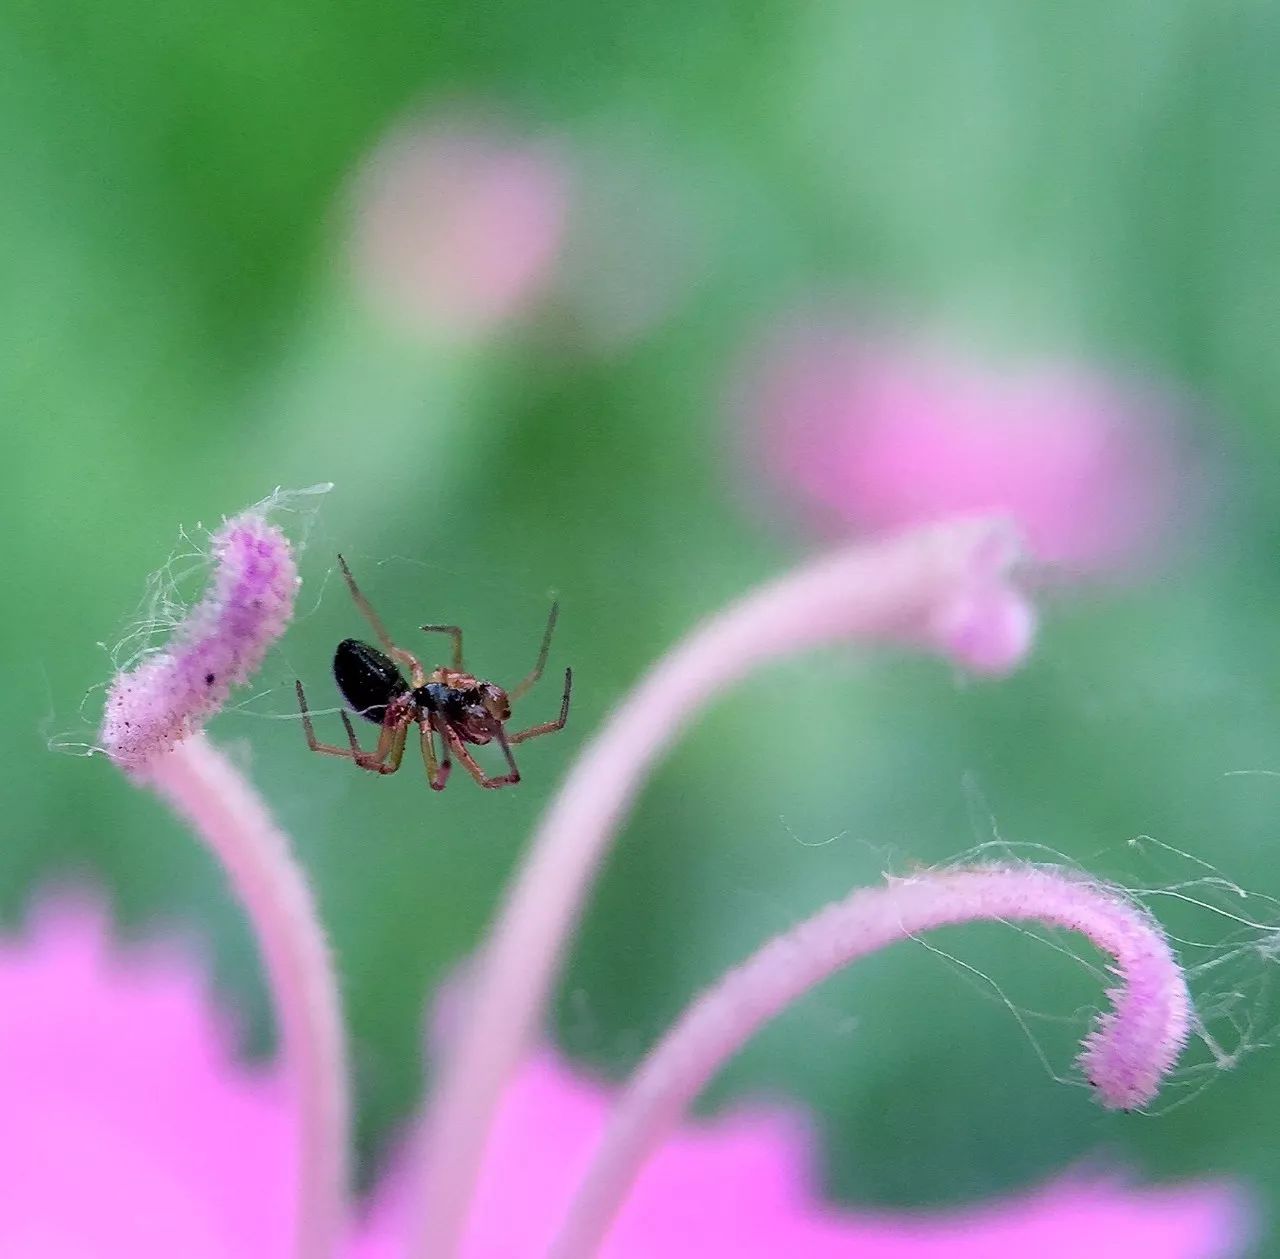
left=349, top=112, right=570, bottom=341
left=0, top=898, right=1246, bottom=1257
left=745, top=322, right=1198, bottom=574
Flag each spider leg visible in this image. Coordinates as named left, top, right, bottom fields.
left=338, top=710, right=408, bottom=774
left=419, top=623, right=464, bottom=670
left=446, top=728, right=521, bottom=789
left=360, top=719, right=409, bottom=775
left=297, top=680, right=359, bottom=758
left=337, top=554, right=426, bottom=686
left=507, top=668, right=572, bottom=745
left=509, top=600, right=559, bottom=701
left=296, top=680, right=407, bottom=775
left=418, top=719, right=452, bottom=791
left=493, top=724, right=522, bottom=781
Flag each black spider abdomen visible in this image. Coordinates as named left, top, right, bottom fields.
left=333, top=638, right=409, bottom=723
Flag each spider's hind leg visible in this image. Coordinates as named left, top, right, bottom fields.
left=343, top=711, right=409, bottom=775
left=296, top=680, right=351, bottom=759
left=295, top=679, right=407, bottom=775
left=337, top=554, right=426, bottom=685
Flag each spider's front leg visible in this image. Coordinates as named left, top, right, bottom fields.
left=510, top=601, right=560, bottom=701
left=447, top=727, right=521, bottom=789
left=507, top=668, right=573, bottom=745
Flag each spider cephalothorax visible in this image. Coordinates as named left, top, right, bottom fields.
left=295, top=557, right=571, bottom=790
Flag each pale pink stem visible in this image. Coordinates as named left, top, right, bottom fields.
left=102, top=503, right=348, bottom=1259
left=142, top=733, right=348, bottom=1259
left=548, top=863, right=1191, bottom=1259
left=413, top=516, right=1036, bottom=1258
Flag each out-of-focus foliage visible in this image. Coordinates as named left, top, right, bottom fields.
left=5, top=0, right=1278, bottom=1250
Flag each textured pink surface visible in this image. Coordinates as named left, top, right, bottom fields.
left=745, top=323, right=1191, bottom=573
left=101, top=514, right=297, bottom=768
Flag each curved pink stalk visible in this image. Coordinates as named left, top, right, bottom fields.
left=548, top=863, right=1192, bottom=1259
left=141, top=734, right=348, bottom=1259
left=101, top=507, right=348, bottom=1259
left=414, top=516, right=1036, bottom=1258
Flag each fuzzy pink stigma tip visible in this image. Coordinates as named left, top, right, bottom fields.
left=101, top=514, right=298, bottom=769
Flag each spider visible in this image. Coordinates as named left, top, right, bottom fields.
left=295, top=556, right=571, bottom=790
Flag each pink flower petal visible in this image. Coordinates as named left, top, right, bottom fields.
left=0, top=897, right=295, bottom=1256
left=0, top=899, right=1248, bottom=1258
left=743, top=320, right=1199, bottom=574
left=357, top=1043, right=1246, bottom=1259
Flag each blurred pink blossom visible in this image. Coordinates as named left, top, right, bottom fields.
left=1, top=897, right=1245, bottom=1258
left=349, top=113, right=570, bottom=340
left=743, top=321, right=1197, bottom=573
left=0, top=897, right=296, bottom=1255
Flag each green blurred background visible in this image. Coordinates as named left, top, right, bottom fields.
left=6, top=0, right=1280, bottom=1251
